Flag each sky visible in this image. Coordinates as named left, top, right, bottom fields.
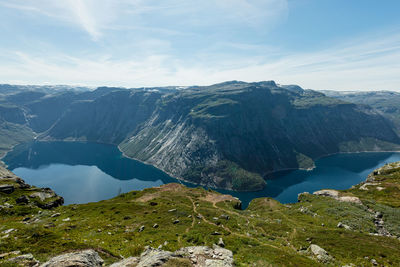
left=0, top=0, right=399, bottom=91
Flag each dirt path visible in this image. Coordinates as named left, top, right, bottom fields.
left=186, top=196, right=282, bottom=251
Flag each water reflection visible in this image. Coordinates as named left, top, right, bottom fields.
left=4, top=142, right=400, bottom=208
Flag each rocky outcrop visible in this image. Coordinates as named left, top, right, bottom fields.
left=313, top=189, right=362, bottom=205
left=40, top=246, right=234, bottom=267
left=175, top=245, right=234, bottom=267
left=7, top=253, right=39, bottom=266
left=40, top=250, right=104, bottom=267
left=109, top=257, right=140, bottom=267
left=0, top=184, right=14, bottom=194
left=0, top=166, right=63, bottom=210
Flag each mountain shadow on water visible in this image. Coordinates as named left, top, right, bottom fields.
left=3, top=141, right=176, bottom=184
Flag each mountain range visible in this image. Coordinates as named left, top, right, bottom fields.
left=1, top=81, right=400, bottom=191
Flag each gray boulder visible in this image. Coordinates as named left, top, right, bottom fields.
left=8, top=253, right=39, bottom=266
left=0, top=184, right=14, bottom=194
left=308, top=244, right=333, bottom=263
left=40, top=249, right=104, bottom=267
left=137, top=247, right=173, bottom=267
left=109, top=257, right=139, bottom=267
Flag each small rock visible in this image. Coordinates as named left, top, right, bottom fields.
left=173, top=219, right=180, bottom=224
left=337, top=222, right=351, bottom=230
left=168, top=209, right=177, bottom=212
left=62, top=217, right=71, bottom=222
left=211, top=231, right=222, bottom=235
left=371, top=258, right=378, bottom=266
left=44, top=223, right=55, bottom=228
left=16, top=195, right=29, bottom=204
left=217, top=237, right=225, bottom=247
left=220, top=214, right=230, bottom=220
left=0, top=184, right=14, bottom=194
left=4, top=203, right=13, bottom=208
left=51, top=213, right=61, bottom=218
left=153, top=223, right=159, bottom=228
left=0, top=250, right=20, bottom=259
left=8, top=253, right=38, bottom=266
left=139, top=225, right=145, bottom=232
left=2, top=228, right=14, bottom=234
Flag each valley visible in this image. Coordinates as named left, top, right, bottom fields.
left=1, top=81, right=400, bottom=192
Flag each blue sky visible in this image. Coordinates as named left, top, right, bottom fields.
left=0, top=0, right=399, bottom=90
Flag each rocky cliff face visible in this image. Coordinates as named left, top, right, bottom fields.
left=322, top=90, right=400, bottom=134
left=120, top=82, right=400, bottom=191
left=41, top=90, right=162, bottom=144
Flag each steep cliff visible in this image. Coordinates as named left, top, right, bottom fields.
left=41, top=90, right=161, bottom=144
left=119, top=82, right=400, bottom=191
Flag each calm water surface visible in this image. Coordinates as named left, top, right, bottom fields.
left=4, top=142, right=400, bottom=207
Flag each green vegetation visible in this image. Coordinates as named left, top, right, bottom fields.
left=295, top=152, right=315, bottom=169
left=323, top=90, right=400, bottom=134
left=2, top=163, right=400, bottom=266
left=183, top=160, right=266, bottom=191
left=339, top=137, right=400, bottom=152
left=292, top=90, right=347, bottom=108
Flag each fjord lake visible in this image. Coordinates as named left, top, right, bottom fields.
left=3, top=141, right=400, bottom=207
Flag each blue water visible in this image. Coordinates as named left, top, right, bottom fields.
left=3, top=142, right=400, bottom=207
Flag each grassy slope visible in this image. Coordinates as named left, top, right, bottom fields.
left=2, top=163, right=400, bottom=266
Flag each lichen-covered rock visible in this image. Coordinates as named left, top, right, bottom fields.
left=109, top=245, right=235, bottom=267
left=308, top=244, right=333, bottom=263
left=8, top=253, right=39, bottom=266
left=136, top=247, right=173, bottom=267
left=40, top=249, right=104, bottom=267
left=0, top=184, right=14, bottom=194
left=175, top=245, right=234, bottom=267
left=313, top=189, right=362, bottom=204
left=109, top=257, right=139, bottom=267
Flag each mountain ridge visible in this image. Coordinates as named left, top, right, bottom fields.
left=1, top=81, right=400, bottom=191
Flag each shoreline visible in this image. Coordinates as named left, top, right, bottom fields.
left=4, top=139, right=400, bottom=193
left=4, top=139, right=400, bottom=210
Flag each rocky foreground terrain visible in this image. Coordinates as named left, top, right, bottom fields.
left=1, top=162, right=400, bottom=266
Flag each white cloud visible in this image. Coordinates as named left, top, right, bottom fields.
left=0, top=0, right=398, bottom=91
left=1, top=31, right=399, bottom=91
left=0, top=0, right=288, bottom=40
